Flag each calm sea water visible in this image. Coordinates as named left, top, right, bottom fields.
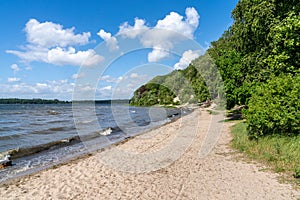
left=0, top=103, right=185, bottom=182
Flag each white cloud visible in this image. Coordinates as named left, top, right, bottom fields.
left=99, top=85, right=112, bottom=91
left=99, top=75, right=116, bottom=83
left=25, top=19, right=90, bottom=48
left=48, top=47, right=103, bottom=67
left=36, top=83, right=48, bottom=88
left=10, top=64, right=20, bottom=73
left=99, top=75, right=125, bottom=83
left=72, top=73, right=85, bottom=79
left=117, top=7, right=200, bottom=63
left=6, top=46, right=49, bottom=63
left=146, top=7, right=199, bottom=62
left=118, top=18, right=149, bottom=38
left=174, top=50, right=200, bottom=70
left=7, top=19, right=103, bottom=67
left=8, top=77, right=21, bottom=82
left=155, top=7, right=199, bottom=39
left=185, top=7, right=199, bottom=28
left=1, top=80, right=74, bottom=98
left=147, top=48, right=170, bottom=62
left=97, top=29, right=119, bottom=51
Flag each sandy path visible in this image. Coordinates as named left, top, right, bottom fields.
left=0, top=109, right=299, bottom=199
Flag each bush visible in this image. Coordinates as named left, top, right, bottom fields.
left=245, top=74, right=300, bottom=138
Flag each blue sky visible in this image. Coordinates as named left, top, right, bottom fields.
left=0, top=0, right=238, bottom=100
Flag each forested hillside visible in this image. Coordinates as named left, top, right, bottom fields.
left=130, top=53, right=223, bottom=106
left=131, top=0, right=299, bottom=138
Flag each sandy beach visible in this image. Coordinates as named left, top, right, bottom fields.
left=0, top=108, right=299, bottom=200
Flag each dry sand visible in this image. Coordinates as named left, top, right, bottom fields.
left=0, top=108, right=299, bottom=200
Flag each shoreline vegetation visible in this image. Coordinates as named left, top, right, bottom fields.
left=0, top=98, right=70, bottom=104
left=0, top=98, right=130, bottom=104
left=129, top=0, right=300, bottom=182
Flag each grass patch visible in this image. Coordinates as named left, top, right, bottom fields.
left=231, top=122, right=300, bottom=180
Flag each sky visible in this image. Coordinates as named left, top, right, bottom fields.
left=0, top=0, right=238, bottom=100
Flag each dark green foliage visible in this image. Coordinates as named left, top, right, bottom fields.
left=294, top=168, right=300, bottom=178
left=209, top=0, right=300, bottom=109
left=130, top=54, right=219, bottom=106
left=266, top=11, right=300, bottom=75
left=0, top=98, right=70, bottom=104
left=245, top=75, right=300, bottom=138
left=130, top=83, right=177, bottom=106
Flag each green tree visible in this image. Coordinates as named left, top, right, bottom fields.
left=245, top=74, right=300, bottom=138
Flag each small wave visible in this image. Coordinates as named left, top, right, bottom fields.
left=0, top=136, right=81, bottom=159
left=48, top=120, right=70, bottom=124
left=0, top=134, right=22, bottom=140
left=49, top=127, right=68, bottom=132
left=13, top=112, right=23, bottom=115
left=0, top=121, right=18, bottom=124
left=31, top=126, right=75, bottom=134
left=0, top=127, right=24, bottom=132
left=29, top=123, right=44, bottom=126
left=78, top=119, right=95, bottom=125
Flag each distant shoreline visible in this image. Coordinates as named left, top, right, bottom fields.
left=0, top=98, right=130, bottom=104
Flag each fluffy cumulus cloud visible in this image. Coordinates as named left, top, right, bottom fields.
left=174, top=50, right=200, bottom=70
left=48, top=47, right=103, bottom=66
left=7, top=19, right=102, bottom=67
left=25, top=19, right=90, bottom=48
left=147, top=48, right=170, bottom=63
left=155, top=7, right=199, bottom=39
left=116, top=7, right=200, bottom=62
left=97, top=29, right=119, bottom=51
left=118, top=18, right=149, bottom=38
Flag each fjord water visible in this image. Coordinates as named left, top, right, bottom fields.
left=0, top=103, right=184, bottom=182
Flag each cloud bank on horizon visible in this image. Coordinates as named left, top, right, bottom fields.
left=4, top=7, right=202, bottom=100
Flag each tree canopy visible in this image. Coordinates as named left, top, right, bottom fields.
left=130, top=0, right=299, bottom=137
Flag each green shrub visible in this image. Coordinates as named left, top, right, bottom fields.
left=245, top=74, right=300, bottom=138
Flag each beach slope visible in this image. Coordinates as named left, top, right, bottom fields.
left=0, top=109, right=299, bottom=199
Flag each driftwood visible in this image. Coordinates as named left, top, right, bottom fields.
left=200, top=100, right=212, bottom=108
